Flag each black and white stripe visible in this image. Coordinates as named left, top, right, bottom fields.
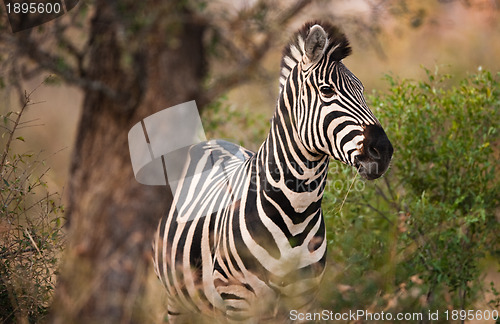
left=154, top=21, right=393, bottom=322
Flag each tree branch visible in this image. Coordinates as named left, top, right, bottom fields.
left=16, top=35, right=117, bottom=98
left=202, top=0, right=314, bottom=106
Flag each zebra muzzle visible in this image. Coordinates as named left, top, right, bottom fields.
left=356, top=124, right=393, bottom=180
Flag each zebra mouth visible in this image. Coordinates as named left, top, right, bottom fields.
left=355, top=158, right=387, bottom=180
left=354, top=125, right=394, bottom=180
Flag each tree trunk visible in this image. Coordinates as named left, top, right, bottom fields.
left=51, top=1, right=205, bottom=323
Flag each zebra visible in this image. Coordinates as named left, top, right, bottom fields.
left=153, top=21, right=393, bottom=322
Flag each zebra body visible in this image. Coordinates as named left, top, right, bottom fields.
left=154, top=21, right=393, bottom=322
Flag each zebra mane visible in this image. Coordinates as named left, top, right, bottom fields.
left=279, top=21, right=352, bottom=90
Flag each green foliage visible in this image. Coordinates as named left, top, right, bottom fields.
left=0, top=87, right=65, bottom=323
left=321, top=67, right=499, bottom=317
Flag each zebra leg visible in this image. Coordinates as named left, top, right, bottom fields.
left=214, top=280, right=255, bottom=322
left=212, top=271, right=282, bottom=322
left=165, top=300, right=189, bottom=324
left=165, top=298, right=207, bottom=324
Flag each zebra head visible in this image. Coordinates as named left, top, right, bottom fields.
left=280, top=22, right=393, bottom=180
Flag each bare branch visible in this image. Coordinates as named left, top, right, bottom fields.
left=359, top=201, right=395, bottom=227
left=16, top=35, right=117, bottom=98
left=202, top=0, right=314, bottom=106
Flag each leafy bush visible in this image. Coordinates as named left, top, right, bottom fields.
left=0, top=85, right=65, bottom=323
left=321, top=67, right=499, bottom=319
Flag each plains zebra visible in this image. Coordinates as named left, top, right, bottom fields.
left=153, top=21, right=393, bottom=322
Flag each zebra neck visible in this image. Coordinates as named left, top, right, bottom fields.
left=255, top=100, right=329, bottom=214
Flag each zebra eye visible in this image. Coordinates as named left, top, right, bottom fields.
left=320, top=85, right=336, bottom=98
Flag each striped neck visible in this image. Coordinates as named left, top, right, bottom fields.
left=255, top=85, right=329, bottom=214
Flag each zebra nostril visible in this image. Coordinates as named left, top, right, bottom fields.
left=367, top=145, right=381, bottom=160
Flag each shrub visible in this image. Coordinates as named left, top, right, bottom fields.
left=321, top=67, right=499, bottom=320
left=0, top=85, right=65, bottom=323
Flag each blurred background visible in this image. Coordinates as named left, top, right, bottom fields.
left=0, top=0, right=499, bottom=323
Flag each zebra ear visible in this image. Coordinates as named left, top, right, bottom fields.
left=304, top=24, right=328, bottom=66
